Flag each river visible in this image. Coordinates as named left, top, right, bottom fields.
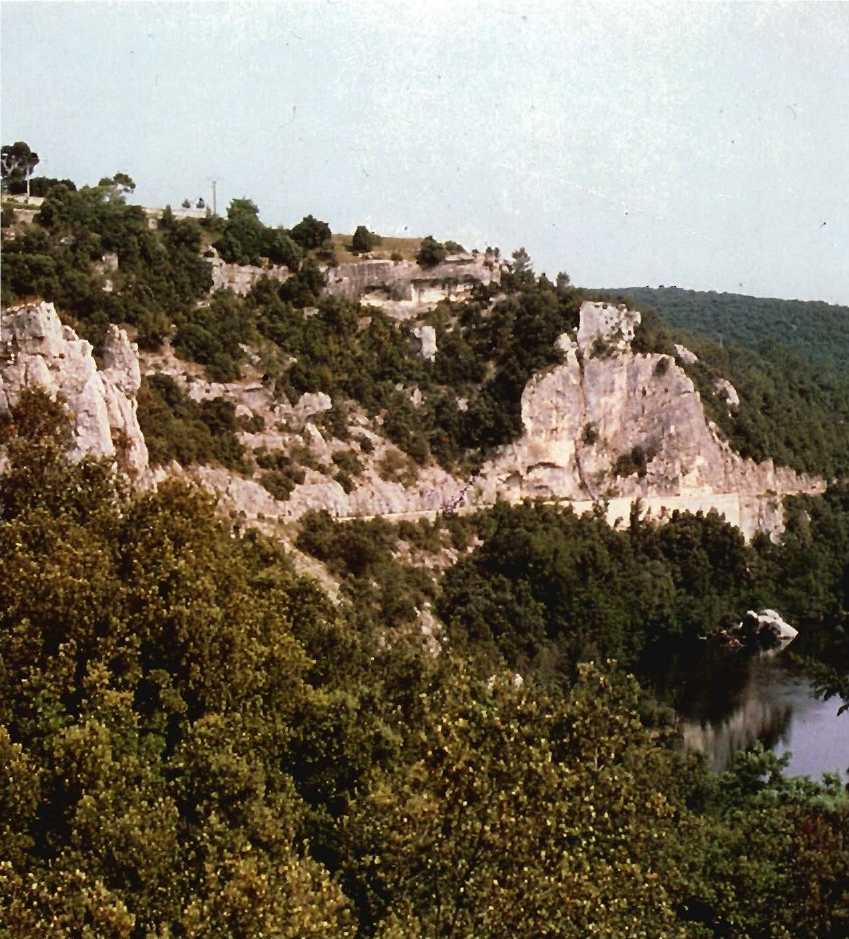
left=648, top=642, right=849, bottom=780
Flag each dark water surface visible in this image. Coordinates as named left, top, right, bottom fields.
left=648, top=642, right=849, bottom=780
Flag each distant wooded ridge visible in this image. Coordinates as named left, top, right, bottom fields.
left=593, top=285, right=849, bottom=376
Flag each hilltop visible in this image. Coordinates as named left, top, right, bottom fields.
left=3, top=179, right=847, bottom=544
left=593, top=285, right=849, bottom=376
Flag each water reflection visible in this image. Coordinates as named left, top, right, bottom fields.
left=647, top=643, right=849, bottom=779
left=678, top=655, right=794, bottom=772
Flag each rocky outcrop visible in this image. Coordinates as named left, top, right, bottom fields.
left=412, top=325, right=437, bottom=361
left=714, top=378, right=740, bottom=409
left=1, top=297, right=823, bottom=543
left=208, top=250, right=290, bottom=296
left=325, top=255, right=505, bottom=318
left=0, top=301, right=149, bottom=479
left=720, top=609, right=798, bottom=651
left=472, top=302, right=821, bottom=539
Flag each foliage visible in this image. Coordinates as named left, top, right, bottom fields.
left=415, top=235, right=447, bottom=268
left=352, top=225, right=381, bottom=253
left=342, top=662, right=695, bottom=939
left=136, top=373, right=245, bottom=469
left=215, top=198, right=303, bottom=268
left=1, top=405, right=848, bottom=937
left=1, top=140, right=39, bottom=193
left=255, top=449, right=307, bottom=501
left=172, top=289, right=252, bottom=381
left=439, top=501, right=757, bottom=686
left=2, top=179, right=212, bottom=349
left=4, top=175, right=77, bottom=197
left=289, top=214, right=332, bottom=250
left=296, top=511, right=435, bottom=628
left=598, top=284, right=849, bottom=376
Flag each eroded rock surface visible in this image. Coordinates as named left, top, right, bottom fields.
left=0, top=301, right=149, bottom=478
left=1, top=297, right=824, bottom=542
left=325, top=255, right=505, bottom=318
left=472, top=302, right=821, bottom=539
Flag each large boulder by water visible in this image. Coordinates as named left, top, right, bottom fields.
left=725, top=609, right=798, bottom=651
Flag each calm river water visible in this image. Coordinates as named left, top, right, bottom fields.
left=650, top=643, right=849, bottom=780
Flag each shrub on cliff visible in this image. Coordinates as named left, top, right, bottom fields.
left=137, top=373, right=245, bottom=469
left=416, top=235, right=447, bottom=268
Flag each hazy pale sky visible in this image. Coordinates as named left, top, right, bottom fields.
left=2, top=1, right=848, bottom=303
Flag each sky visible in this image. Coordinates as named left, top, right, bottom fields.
left=2, top=0, right=848, bottom=304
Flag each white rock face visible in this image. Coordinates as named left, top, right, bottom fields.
left=674, top=343, right=699, bottom=365
left=139, top=300, right=820, bottom=541
left=714, top=378, right=740, bottom=409
left=295, top=391, right=333, bottom=420
left=577, top=302, right=641, bottom=355
left=471, top=301, right=822, bottom=539
left=208, top=251, right=290, bottom=296
left=325, top=256, right=506, bottom=319
left=412, top=325, right=438, bottom=361
left=3, top=298, right=820, bottom=544
left=0, top=302, right=149, bottom=479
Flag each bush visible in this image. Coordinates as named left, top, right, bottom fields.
left=332, top=449, right=364, bottom=477
left=416, top=235, right=447, bottom=268
left=352, top=225, right=381, bottom=253
left=290, top=214, right=332, bottom=250
left=614, top=444, right=649, bottom=477
left=137, top=374, right=245, bottom=469
left=260, top=466, right=305, bottom=500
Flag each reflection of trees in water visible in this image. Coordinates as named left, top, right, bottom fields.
left=645, top=642, right=752, bottom=722
left=677, top=656, right=795, bottom=772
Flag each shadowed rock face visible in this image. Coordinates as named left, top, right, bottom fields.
left=0, top=301, right=149, bottom=479
left=325, top=256, right=505, bottom=318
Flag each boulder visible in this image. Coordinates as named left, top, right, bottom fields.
left=734, top=609, right=798, bottom=650
left=412, top=325, right=437, bottom=361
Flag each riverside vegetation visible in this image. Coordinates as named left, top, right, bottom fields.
left=1, top=390, right=848, bottom=938
left=2, top=159, right=849, bottom=937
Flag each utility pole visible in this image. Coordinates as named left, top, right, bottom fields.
left=211, top=179, right=218, bottom=216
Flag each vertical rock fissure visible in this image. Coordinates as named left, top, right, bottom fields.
left=572, top=349, right=596, bottom=501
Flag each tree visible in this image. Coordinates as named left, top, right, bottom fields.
left=290, top=214, right=332, bottom=250
left=416, top=235, right=447, bottom=268
left=226, top=197, right=260, bottom=220
left=352, top=225, right=377, bottom=254
left=99, top=173, right=136, bottom=195
left=342, top=662, right=694, bottom=938
left=1, top=141, right=40, bottom=201
left=510, top=247, right=533, bottom=284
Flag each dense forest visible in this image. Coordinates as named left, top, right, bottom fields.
left=3, top=161, right=849, bottom=937
left=595, top=285, right=849, bottom=376
left=1, top=391, right=848, bottom=938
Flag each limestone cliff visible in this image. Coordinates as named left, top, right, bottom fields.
left=474, top=302, right=821, bottom=538
left=208, top=249, right=290, bottom=296
left=325, top=255, right=505, bottom=318
left=0, top=298, right=824, bottom=541
left=0, top=301, right=149, bottom=479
